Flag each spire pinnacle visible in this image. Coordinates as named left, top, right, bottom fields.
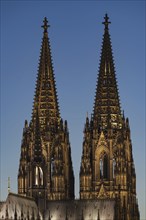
left=102, top=13, right=111, bottom=30
left=8, top=177, right=10, bottom=194
left=86, top=111, right=88, bottom=118
left=41, top=17, right=50, bottom=33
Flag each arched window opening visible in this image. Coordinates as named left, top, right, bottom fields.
left=39, top=167, right=43, bottom=185
left=100, top=153, right=108, bottom=180
left=100, top=158, right=103, bottom=178
left=35, top=166, right=43, bottom=186
left=113, top=158, right=116, bottom=178
left=103, top=155, right=108, bottom=179
left=51, top=157, right=54, bottom=175
left=35, top=166, right=38, bottom=185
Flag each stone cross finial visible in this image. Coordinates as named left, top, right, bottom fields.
left=102, top=13, right=111, bottom=29
left=41, top=17, right=50, bottom=33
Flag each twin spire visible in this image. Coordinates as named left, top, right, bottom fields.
left=15, top=15, right=140, bottom=219
left=32, top=17, right=60, bottom=129
left=33, top=14, right=121, bottom=131
left=93, top=13, right=122, bottom=130
left=19, top=13, right=121, bottom=200
left=32, top=13, right=122, bottom=145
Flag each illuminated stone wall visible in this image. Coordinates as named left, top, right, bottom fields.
left=0, top=193, right=115, bottom=220
left=45, top=199, right=115, bottom=220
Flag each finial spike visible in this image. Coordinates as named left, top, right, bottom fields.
left=122, top=110, right=125, bottom=119
left=8, top=177, right=10, bottom=194
left=41, top=17, right=50, bottom=33
left=86, top=111, right=88, bottom=118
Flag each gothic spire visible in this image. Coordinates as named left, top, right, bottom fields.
left=93, top=14, right=122, bottom=129
left=32, top=17, right=60, bottom=129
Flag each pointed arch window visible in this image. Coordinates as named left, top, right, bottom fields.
left=100, top=153, right=108, bottom=179
left=100, top=158, right=103, bottom=177
left=103, top=155, right=108, bottom=179
left=51, top=157, right=54, bottom=175
left=113, top=158, right=116, bottom=178
left=35, top=166, right=43, bottom=186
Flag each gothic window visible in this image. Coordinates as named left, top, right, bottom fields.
left=51, top=159, right=54, bottom=174
left=100, top=158, right=103, bottom=178
left=100, top=153, right=108, bottom=179
left=113, top=158, right=116, bottom=178
left=103, top=155, right=108, bottom=178
left=35, top=166, right=43, bottom=186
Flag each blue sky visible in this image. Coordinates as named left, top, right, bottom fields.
left=1, top=1, right=145, bottom=219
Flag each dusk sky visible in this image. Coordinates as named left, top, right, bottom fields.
left=1, top=1, right=145, bottom=219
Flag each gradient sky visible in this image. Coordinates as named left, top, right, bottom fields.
left=1, top=1, right=145, bottom=219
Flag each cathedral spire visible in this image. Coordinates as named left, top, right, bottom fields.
left=18, top=18, right=74, bottom=201
left=32, top=17, right=60, bottom=129
left=93, top=14, right=122, bottom=130
left=80, top=14, right=139, bottom=220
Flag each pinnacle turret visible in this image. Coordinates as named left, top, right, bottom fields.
left=93, top=14, right=122, bottom=130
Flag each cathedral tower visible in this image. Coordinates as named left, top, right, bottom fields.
left=79, top=14, right=140, bottom=220
left=18, top=18, right=74, bottom=201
